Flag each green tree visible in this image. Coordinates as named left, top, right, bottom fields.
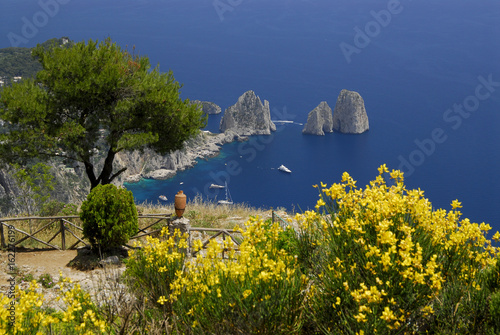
left=0, top=39, right=206, bottom=190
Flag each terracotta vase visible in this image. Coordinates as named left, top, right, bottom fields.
left=174, top=190, right=187, bottom=218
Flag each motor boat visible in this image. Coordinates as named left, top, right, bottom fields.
left=278, top=165, right=292, bottom=173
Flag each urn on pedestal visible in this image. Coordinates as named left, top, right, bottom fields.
left=174, top=190, right=187, bottom=218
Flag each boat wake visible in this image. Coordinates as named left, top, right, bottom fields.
left=272, top=120, right=304, bottom=126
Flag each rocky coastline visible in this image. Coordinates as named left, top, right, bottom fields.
left=116, top=130, right=239, bottom=184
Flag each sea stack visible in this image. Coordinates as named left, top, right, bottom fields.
left=219, top=90, right=276, bottom=135
left=302, top=101, right=333, bottom=136
left=192, top=100, right=222, bottom=115
left=332, top=89, right=369, bottom=134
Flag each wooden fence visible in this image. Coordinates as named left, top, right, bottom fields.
left=0, top=214, right=172, bottom=250
left=0, top=211, right=285, bottom=256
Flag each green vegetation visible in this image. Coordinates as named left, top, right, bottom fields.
left=0, top=37, right=72, bottom=82
left=0, top=38, right=206, bottom=191
left=4, top=168, right=497, bottom=334
left=37, top=273, right=56, bottom=289
left=80, top=184, right=138, bottom=251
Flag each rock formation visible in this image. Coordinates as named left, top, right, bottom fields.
left=219, top=90, right=276, bottom=135
left=302, top=101, right=333, bottom=135
left=192, top=100, right=222, bottom=115
left=116, top=131, right=236, bottom=184
left=332, top=89, right=369, bottom=134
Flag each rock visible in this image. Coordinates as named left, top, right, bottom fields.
left=192, top=100, right=222, bottom=114
left=332, top=89, right=369, bottom=134
left=144, top=169, right=176, bottom=180
left=124, top=174, right=142, bottom=183
left=99, top=256, right=121, bottom=266
left=219, top=90, right=276, bottom=135
left=302, top=101, right=333, bottom=135
left=114, top=131, right=236, bottom=183
left=77, top=246, right=92, bottom=256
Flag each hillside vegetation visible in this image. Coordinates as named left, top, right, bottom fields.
left=0, top=37, right=72, bottom=83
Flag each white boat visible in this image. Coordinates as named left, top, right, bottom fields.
left=209, top=183, right=225, bottom=189
left=159, top=195, right=168, bottom=201
left=217, top=182, right=233, bottom=205
left=278, top=165, right=292, bottom=173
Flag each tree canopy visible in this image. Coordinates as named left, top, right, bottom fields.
left=0, top=39, right=206, bottom=190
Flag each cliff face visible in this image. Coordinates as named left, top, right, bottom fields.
left=219, top=90, right=276, bottom=135
left=115, top=131, right=236, bottom=184
left=192, top=100, right=222, bottom=115
left=302, top=101, right=333, bottom=136
left=332, top=89, right=369, bottom=134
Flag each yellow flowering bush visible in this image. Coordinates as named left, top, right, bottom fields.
left=0, top=276, right=107, bottom=334
left=293, top=165, right=499, bottom=334
left=154, top=218, right=306, bottom=334
left=124, top=227, right=188, bottom=314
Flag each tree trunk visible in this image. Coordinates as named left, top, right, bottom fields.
left=84, top=148, right=127, bottom=191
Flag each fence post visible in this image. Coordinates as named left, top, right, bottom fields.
left=169, top=217, right=190, bottom=255
left=60, top=219, right=66, bottom=250
left=222, top=233, right=226, bottom=259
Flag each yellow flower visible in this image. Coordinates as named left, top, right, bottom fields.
left=378, top=164, right=389, bottom=174
left=451, top=199, right=463, bottom=209
left=242, top=289, right=252, bottom=299
left=354, top=312, right=367, bottom=323
left=380, top=306, right=396, bottom=322
left=492, top=231, right=500, bottom=242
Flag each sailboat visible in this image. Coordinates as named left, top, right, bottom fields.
left=217, top=182, right=233, bottom=205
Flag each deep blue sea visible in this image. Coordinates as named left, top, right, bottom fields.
left=1, top=0, right=499, bottom=233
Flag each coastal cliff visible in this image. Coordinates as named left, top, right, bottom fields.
left=219, top=90, right=276, bottom=135
left=332, top=89, right=369, bottom=134
left=116, top=130, right=235, bottom=184
left=302, top=101, right=333, bottom=136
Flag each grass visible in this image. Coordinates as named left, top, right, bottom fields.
left=137, top=194, right=271, bottom=230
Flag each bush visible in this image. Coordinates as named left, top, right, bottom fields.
left=39, top=200, right=65, bottom=216
left=80, top=184, right=138, bottom=250
left=169, top=217, right=305, bottom=334
left=38, top=273, right=55, bottom=288
left=293, top=165, right=499, bottom=334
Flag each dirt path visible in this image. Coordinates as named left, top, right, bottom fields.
left=0, top=249, right=108, bottom=291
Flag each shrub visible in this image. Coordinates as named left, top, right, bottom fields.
left=39, top=200, right=65, bottom=216
left=0, top=277, right=108, bottom=334
left=80, top=184, right=138, bottom=250
left=293, top=165, right=499, bottom=334
left=124, top=228, right=188, bottom=315
left=167, top=217, right=306, bottom=334
left=38, top=273, right=55, bottom=288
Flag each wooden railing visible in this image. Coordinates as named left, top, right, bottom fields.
left=189, top=227, right=242, bottom=258
left=1, top=211, right=284, bottom=255
left=0, top=214, right=172, bottom=250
